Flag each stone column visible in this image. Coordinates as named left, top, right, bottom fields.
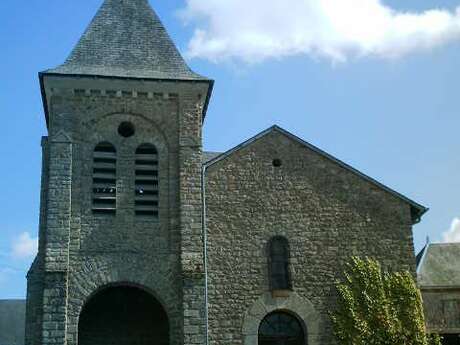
left=41, top=131, right=73, bottom=345
left=179, top=91, right=206, bottom=345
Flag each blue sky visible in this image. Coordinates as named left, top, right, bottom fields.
left=0, top=0, right=459, bottom=299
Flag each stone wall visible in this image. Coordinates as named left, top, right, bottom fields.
left=422, top=289, right=460, bottom=334
left=26, top=75, right=210, bottom=345
left=204, top=129, right=416, bottom=345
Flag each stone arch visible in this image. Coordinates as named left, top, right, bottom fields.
left=78, top=283, right=169, bottom=345
left=242, top=292, right=321, bottom=345
left=66, top=256, right=180, bottom=345
left=258, top=311, right=305, bottom=345
left=78, top=281, right=169, bottom=321
left=82, top=111, right=171, bottom=154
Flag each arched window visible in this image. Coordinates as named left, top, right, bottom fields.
left=92, top=142, right=117, bottom=214
left=135, top=144, right=159, bottom=217
left=259, top=311, right=305, bottom=345
left=269, top=236, right=291, bottom=290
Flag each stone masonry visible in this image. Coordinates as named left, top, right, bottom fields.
left=24, top=1, right=426, bottom=345
left=27, top=75, right=211, bottom=345
left=204, top=128, right=421, bottom=345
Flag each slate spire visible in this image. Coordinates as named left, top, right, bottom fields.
left=46, top=0, right=206, bottom=80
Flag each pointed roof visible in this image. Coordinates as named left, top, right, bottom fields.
left=418, top=243, right=460, bottom=288
left=204, top=125, right=428, bottom=224
left=44, top=0, right=208, bottom=81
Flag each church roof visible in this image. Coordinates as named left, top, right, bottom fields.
left=43, top=0, right=208, bottom=81
left=204, top=125, right=428, bottom=224
left=418, top=243, right=460, bottom=288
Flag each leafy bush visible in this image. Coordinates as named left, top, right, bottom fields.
left=331, top=257, right=441, bottom=345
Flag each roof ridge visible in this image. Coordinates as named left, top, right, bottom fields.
left=428, top=242, right=460, bottom=246
left=204, top=125, right=427, bottom=224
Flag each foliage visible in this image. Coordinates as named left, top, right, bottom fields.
left=330, top=257, right=441, bottom=345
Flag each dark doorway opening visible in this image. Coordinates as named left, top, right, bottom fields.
left=258, top=311, right=306, bottom=345
left=78, top=285, right=169, bottom=345
left=441, top=334, right=460, bottom=345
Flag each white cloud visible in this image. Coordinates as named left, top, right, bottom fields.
left=11, top=232, right=38, bottom=260
left=180, top=0, right=460, bottom=63
left=442, top=218, right=460, bottom=243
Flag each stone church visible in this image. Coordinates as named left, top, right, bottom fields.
left=25, top=1, right=427, bottom=345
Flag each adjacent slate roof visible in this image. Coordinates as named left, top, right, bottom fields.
left=203, top=151, right=222, bottom=164
left=0, top=300, right=25, bottom=345
left=44, top=0, right=208, bottom=81
left=204, top=125, right=428, bottom=224
left=416, top=243, right=427, bottom=267
left=418, top=243, right=460, bottom=288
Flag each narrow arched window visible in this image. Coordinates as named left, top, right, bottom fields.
left=92, top=142, right=117, bottom=215
left=135, top=144, right=159, bottom=217
left=269, top=236, right=291, bottom=290
left=259, top=311, right=305, bottom=345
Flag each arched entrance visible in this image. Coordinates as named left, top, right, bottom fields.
left=78, top=285, right=169, bottom=345
left=258, top=311, right=306, bottom=345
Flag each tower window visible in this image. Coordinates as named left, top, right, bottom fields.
left=135, top=144, right=159, bottom=218
left=118, top=122, right=135, bottom=138
left=268, top=236, right=291, bottom=290
left=92, top=142, right=117, bottom=215
left=273, top=158, right=282, bottom=167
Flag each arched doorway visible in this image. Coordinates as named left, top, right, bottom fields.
left=78, top=285, right=169, bottom=345
left=258, top=311, right=306, bottom=345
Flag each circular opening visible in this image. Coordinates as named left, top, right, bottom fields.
left=118, top=122, right=135, bottom=138
left=273, top=159, right=282, bottom=167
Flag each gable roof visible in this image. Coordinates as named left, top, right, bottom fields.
left=418, top=243, right=460, bottom=288
left=43, top=0, right=208, bottom=81
left=204, top=125, right=427, bottom=224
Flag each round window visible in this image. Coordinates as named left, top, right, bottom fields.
left=273, top=159, right=282, bottom=167
left=118, top=122, right=135, bottom=138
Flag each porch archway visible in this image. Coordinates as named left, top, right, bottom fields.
left=78, top=285, right=169, bottom=345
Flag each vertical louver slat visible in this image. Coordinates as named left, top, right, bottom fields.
left=92, top=142, right=117, bottom=215
left=135, top=144, right=158, bottom=217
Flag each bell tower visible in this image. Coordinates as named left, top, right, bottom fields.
left=25, top=1, right=213, bottom=345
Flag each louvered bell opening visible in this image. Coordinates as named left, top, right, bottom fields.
left=92, top=143, right=117, bottom=215
left=135, top=144, right=159, bottom=217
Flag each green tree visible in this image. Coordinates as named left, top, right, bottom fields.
left=331, top=257, right=441, bottom=345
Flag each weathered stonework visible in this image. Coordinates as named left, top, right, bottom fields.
left=422, top=289, right=460, bottom=334
left=204, top=129, right=419, bottom=345
left=241, top=292, right=321, bottom=345
left=25, top=2, right=424, bottom=345
left=26, top=75, right=210, bottom=345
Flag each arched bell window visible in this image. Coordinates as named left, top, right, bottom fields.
left=268, top=236, right=291, bottom=290
left=259, top=311, right=305, bottom=345
left=134, top=144, right=159, bottom=217
left=92, top=142, right=117, bottom=215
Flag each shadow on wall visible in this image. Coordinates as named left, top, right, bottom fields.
left=0, top=300, right=25, bottom=345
